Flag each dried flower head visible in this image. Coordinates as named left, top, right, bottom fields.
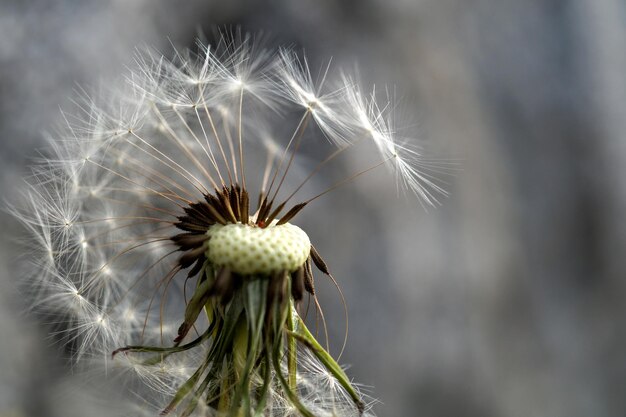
left=12, top=30, right=446, bottom=416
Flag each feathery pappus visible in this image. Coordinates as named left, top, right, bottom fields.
left=11, top=30, right=447, bottom=416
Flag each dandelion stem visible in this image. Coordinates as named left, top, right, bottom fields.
left=271, top=333, right=316, bottom=417
left=287, top=301, right=298, bottom=392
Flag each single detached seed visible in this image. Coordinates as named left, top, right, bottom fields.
left=206, top=222, right=310, bottom=275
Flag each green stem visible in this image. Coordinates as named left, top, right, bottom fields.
left=217, top=370, right=229, bottom=414
left=253, top=356, right=271, bottom=417
left=286, top=301, right=298, bottom=392
left=271, top=335, right=316, bottom=417
left=230, top=279, right=267, bottom=417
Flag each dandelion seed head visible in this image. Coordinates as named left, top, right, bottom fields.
left=11, top=29, right=448, bottom=416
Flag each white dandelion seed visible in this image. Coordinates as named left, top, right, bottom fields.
left=12, top=31, right=447, bottom=416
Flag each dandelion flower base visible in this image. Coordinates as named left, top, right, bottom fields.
left=206, top=222, right=311, bottom=275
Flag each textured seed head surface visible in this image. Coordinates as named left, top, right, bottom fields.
left=206, top=222, right=311, bottom=275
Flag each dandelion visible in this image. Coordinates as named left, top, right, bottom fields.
left=12, top=30, right=446, bottom=416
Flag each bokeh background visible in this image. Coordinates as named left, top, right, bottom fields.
left=1, top=1, right=625, bottom=416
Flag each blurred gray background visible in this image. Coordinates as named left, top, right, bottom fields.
left=1, top=0, right=625, bottom=416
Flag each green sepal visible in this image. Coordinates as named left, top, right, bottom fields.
left=292, top=316, right=365, bottom=414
